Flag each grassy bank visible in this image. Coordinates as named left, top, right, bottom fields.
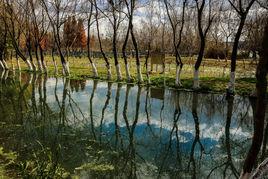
left=6, top=56, right=257, bottom=95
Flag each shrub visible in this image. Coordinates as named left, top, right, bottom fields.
left=205, top=47, right=226, bottom=59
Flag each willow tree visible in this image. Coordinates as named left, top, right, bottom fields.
left=164, top=0, right=187, bottom=86
left=227, top=0, right=256, bottom=94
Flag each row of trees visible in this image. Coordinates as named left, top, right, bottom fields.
left=0, top=0, right=267, bottom=93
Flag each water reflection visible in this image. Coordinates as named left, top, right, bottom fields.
left=0, top=72, right=264, bottom=178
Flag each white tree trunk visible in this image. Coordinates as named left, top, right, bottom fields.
left=0, top=61, right=4, bottom=70
left=11, top=58, right=15, bottom=71
left=146, top=65, right=150, bottom=84
left=91, top=62, right=98, bottom=77
left=12, top=69, right=15, bottom=77
left=125, top=63, right=131, bottom=82
left=1, top=70, right=4, bottom=79
left=62, top=61, right=70, bottom=76
left=175, top=65, right=182, bottom=86
left=26, top=59, right=33, bottom=71
left=137, top=64, right=143, bottom=82
left=107, top=65, right=112, bottom=80
left=53, top=60, right=58, bottom=75
left=17, top=59, right=21, bottom=71
left=37, top=60, right=43, bottom=72
left=193, top=69, right=200, bottom=89
left=116, top=64, right=122, bottom=81
left=18, top=71, right=21, bottom=83
left=62, top=68, right=65, bottom=75
left=228, top=71, right=236, bottom=93
left=31, top=61, right=37, bottom=72
left=4, top=70, right=9, bottom=80
left=42, top=60, right=48, bottom=74
left=2, top=60, right=9, bottom=70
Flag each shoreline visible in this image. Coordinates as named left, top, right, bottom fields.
left=3, top=69, right=256, bottom=97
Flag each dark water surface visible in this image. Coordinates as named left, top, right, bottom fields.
left=0, top=71, right=263, bottom=178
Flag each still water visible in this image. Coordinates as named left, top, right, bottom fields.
left=0, top=71, right=263, bottom=178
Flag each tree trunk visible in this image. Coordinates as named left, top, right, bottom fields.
left=91, top=62, right=98, bottom=78
left=2, top=60, right=8, bottom=70
left=193, top=38, right=205, bottom=89
left=122, top=24, right=131, bottom=82
left=113, top=19, right=122, bottom=81
left=240, top=18, right=268, bottom=179
left=145, top=46, right=151, bottom=84
left=227, top=16, right=246, bottom=94
left=26, top=39, right=37, bottom=72
left=87, top=10, right=98, bottom=78
left=16, top=55, right=21, bottom=71
left=0, top=60, right=4, bottom=70
left=26, top=59, right=33, bottom=71
left=35, top=43, right=43, bottom=73
left=51, top=47, right=58, bottom=75
left=59, top=50, right=70, bottom=76
left=130, top=24, right=143, bottom=82
left=175, top=64, right=183, bottom=86
left=39, top=44, right=47, bottom=73
left=94, top=0, right=111, bottom=80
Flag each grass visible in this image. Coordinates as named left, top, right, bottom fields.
left=6, top=56, right=257, bottom=96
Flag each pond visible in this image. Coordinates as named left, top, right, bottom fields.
left=0, top=71, right=263, bottom=178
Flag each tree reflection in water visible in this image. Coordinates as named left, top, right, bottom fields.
left=0, top=72, right=266, bottom=178
left=187, top=92, right=205, bottom=179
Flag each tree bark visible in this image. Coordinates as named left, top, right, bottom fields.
left=35, top=42, right=43, bottom=73
left=122, top=23, right=131, bottom=82
left=94, top=0, right=111, bottom=79
left=240, top=17, right=268, bottom=179
left=87, top=2, right=98, bottom=78
left=39, top=43, right=47, bottom=73
left=130, top=22, right=143, bottom=82
left=193, top=0, right=213, bottom=89
left=227, top=16, right=246, bottom=94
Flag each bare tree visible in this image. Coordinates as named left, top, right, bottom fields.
left=219, top=8, right=236, bottom=61
left=226, top=0, right=256, bottom=94
left=164, top=0, right=187, bottom=86
left=240, top=14, right=268, bottom=179
left=0, top=17, right=8, bottom=70
left=85, top=0, right=98, bottom=77
left=26, top=0, right=38, bottom=72
left=193, top=0, right=215, bottom=89
left=2, top=0, right=34, bottom=71
left=40, top=0, right=75, bottom=76
left=124, top=0, right=143, bottom=82
left=122, top=13, right=132, bottom=82
left=94, top=0, right=112, bottom=79
left=29, top=0, right=49, bottom=73
left=100, top=0, right=125, bottom=81
left=140, top=1, right=160, bottom=84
